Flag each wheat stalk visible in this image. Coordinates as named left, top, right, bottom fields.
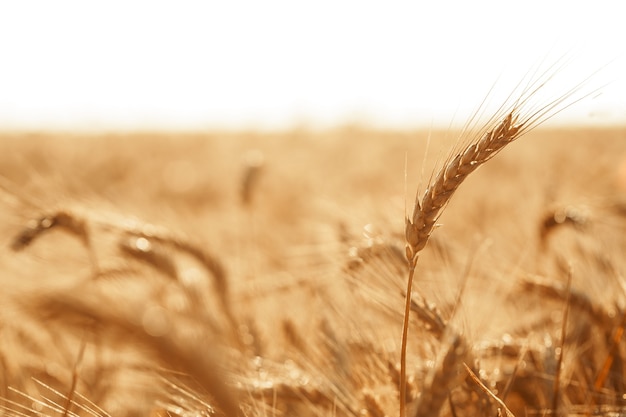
left=400, top=111, right=528, bottom=417
left=464, top=363, right=516, bottom=417
left=399, top=62, right=600, bottom=417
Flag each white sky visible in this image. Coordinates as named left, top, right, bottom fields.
left=0, top=1, right=625, bottom=130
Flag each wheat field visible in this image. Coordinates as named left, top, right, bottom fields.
left=1, top=92, right=626, bottom=416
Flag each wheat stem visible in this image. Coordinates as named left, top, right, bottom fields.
left=399, top=261, right=417, bottom=417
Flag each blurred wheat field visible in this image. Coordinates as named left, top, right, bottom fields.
left=1, top=126, right=626, bottom=417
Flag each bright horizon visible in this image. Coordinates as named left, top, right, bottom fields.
left=1, top=1, right=625, bottom=131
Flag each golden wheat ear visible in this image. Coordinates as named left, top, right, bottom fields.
left=398, top=61, right=604, bottom=417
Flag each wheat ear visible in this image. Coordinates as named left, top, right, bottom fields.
left=405, top=111, right=526, bottom=263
